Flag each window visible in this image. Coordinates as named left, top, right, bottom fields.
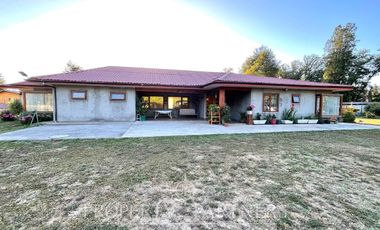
left=147, top=96, right=164, bottom=109
left=263, top=93, right=279, bottom=112
left=110, top=92, right=126, bottom=101
left=168, top=97, right=181, bottom=109
left=292, top=94, right=300, bottom=103
left=25, top=93, right=53, bottom=112
left=182, top=97, right=189, bottom=108
left=322, top=95, right=341, bottom=116
left=71, top=90, right=87, bottom=100
left=168, top=96, right=189, bottom=109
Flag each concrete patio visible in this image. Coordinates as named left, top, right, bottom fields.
left=0, top=120, right=379, bottom=141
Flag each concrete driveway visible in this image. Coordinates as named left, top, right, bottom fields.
left=0, top=122, right=133, bottom=141
left=0, top=120, right=379, bottom=141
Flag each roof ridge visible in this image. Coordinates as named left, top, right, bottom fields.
left=215, top=72, right=232, bottom=81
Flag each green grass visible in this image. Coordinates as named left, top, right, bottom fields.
left=0, top=130, right=379, bottom=229
left=355, top=117, right=380, bottom=126
left=0, top=120, right=26, bottom=134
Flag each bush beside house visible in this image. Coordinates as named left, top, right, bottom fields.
left=365, top=102, right=380, bottom=116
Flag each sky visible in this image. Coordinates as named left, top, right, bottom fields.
left=0, top=0, right=379, bottom=84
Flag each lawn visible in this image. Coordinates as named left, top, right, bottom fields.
left=0, top=120, right=26, bottom=134
left=0, top=130, right=379, bottom=229
left=355, top=117, right=380, bottom=126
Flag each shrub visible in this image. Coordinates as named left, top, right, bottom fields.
left=365, top=102, right=380, bottom=116
left=19, top=114, right=33, bottom=125
left=8, top=99, right=23, bottom=115
left=221, top=105, right=231, bottom=124
left=19, top=112, right=53, bottom=125
left=342, top=111, right=356, bottom=123
left=364, top=111, right=376, bottom=118
left=282, top=108, right=296, bottom=121
left=0, top=111, right=16, bottom=121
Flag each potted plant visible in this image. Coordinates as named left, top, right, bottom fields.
left=308, top=115, right=319, bottom=124
left=281, top=108, right=296, bottom=124
left=270, top=114, right=277, bottom=125
left=240, top=112, right=246, bottom=123
left=297, top=116, right=309, bottom=124
left=136, top=97, right=148, bottom=121
left=253, top=112, right=266, bottom=125
left=265, top=114, right=277, bottom=125
left=221, top=105, right=231, bottom=126
left=246, top=104, right=255, bottom=115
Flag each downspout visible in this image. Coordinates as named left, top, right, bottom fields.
left=53, top=86, right=58, bottom=122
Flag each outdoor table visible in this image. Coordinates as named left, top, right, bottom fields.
left=154, top=110, right=173, bottom=119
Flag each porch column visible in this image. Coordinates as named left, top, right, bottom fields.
left=219, top=88, right=225, bottom=108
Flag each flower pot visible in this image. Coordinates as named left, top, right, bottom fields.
left=308, top=119, right=318, bottom=124
left=253, top=120, right=266, bottom=125
left=140, top=115, right=146, bottom=121
left=297, top=119, right=309, bottom=124
left=281, top=120, right=293, bottom=124
left=246, top=111, right=253, bottom=115
left=270, top=119, right=276, bottom=125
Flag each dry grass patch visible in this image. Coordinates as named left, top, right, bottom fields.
left=0, top=130, right=379, bottom=229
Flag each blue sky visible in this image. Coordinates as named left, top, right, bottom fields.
left=185, top=0, right=380, bottom=58
left=0, top=0, right=379, bottom=84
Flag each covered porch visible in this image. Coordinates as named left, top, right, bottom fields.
left=136, top=87, right=250, bottom=122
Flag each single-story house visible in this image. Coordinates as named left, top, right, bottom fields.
left=0, top=89, right=21, bottom=111
left=4, top=66, right=352, bottom=122
left=342, top=102, right=370, bottom=115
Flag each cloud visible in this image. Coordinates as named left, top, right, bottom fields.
left=0, top=0, right=294, bottom=83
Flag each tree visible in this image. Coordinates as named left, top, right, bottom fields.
left=64, top=60, right=82, bottom=73
left=278, top=60, right=303, bottom=80
left=369, top=85, right=380, bottom=102
left=0, top=73, right=5, bottom=84
left=279, top=55, right=324, bottom=81
left=344, top=50, right=379, bottom=101
left=223, top=67, right=233, bottom=73
left=241, top=46, right=280, bottom=77
left=323, top=23, right=357, bottom=84
left=302, top=54, right=324, bottom=82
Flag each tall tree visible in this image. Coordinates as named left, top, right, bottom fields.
left=0, top=73, right=5, bottom=84
left=241, top=46, right=280, bottom=77
left=345, top=50, right=380, bottom=101
left=64, top=60, right=82, bottom=73
left=323, top=23, right=357, bottom=84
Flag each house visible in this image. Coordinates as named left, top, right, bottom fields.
left=5, top=66, right=352, bottom=122
left=0, top=89, right=21, bottom=111
left=342, top=102, right=371, bottom=115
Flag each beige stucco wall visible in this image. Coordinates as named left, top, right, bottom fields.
left=250, top=89, right=319, bottom=118
left=56, top=86, right=136, bottom=121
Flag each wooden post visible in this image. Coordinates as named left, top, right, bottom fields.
left=22, top=92, right=26, bottom=111
left=219, top=88, right=225, bottom=108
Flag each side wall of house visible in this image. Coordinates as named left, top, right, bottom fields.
left=56, top=86, right=136, bottom=121
left=250, top=89, right=319, bottom=118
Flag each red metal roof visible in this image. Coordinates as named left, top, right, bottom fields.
left=26, top=66, right=352, bottom=89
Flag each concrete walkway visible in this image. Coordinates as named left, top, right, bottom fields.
left=122, top=120, right=380, bottom=137
left=0, top=120, right=379, bottom=141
